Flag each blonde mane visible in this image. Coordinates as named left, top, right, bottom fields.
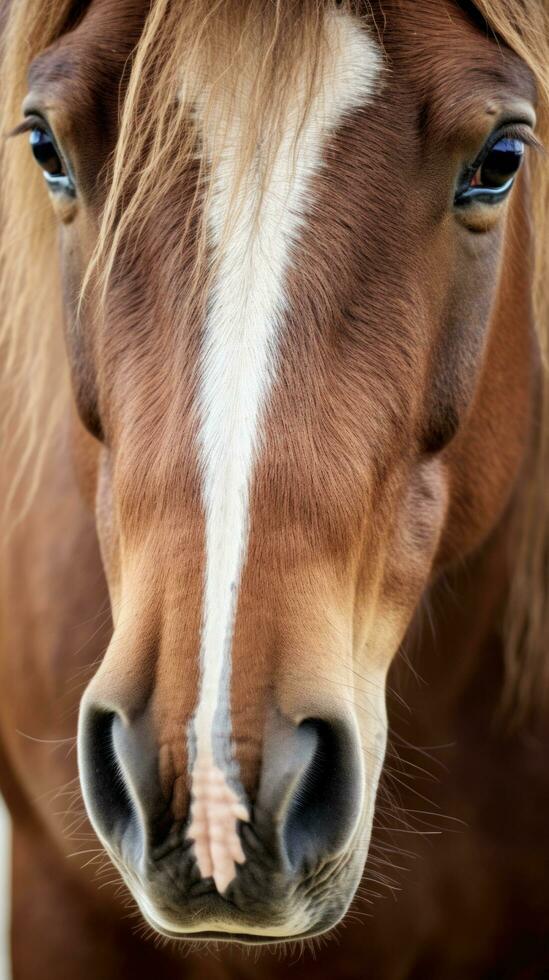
left=0, top=0, right=548, bottom=718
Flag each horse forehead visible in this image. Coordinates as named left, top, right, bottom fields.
left=195, top=9, right=383, bottom=453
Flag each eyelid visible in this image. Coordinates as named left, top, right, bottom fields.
left=470, top=123, right=541, bottom=174
left=493, top=123, right=542, bottom=154
left=8, top=113, right=62, bottom=157
left=7, top=116, right=43, bottom=139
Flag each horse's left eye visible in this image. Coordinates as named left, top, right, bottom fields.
left=29, top=127, right=74, bottom=194
left=456, top=137, right=525, bottom=206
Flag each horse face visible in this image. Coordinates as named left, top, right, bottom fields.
left=25, top=0, right=536, bottom=942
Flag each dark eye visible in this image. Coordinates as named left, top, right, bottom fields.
left=455, top=136, right=525, bottom=206
left=29, top=126, right=74, bottom=195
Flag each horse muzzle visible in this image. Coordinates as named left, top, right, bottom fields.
left=77, top=694, right=377, bottom=943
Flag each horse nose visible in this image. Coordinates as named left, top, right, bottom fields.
left=78, top=704, right=169, bottom=861
left=78, top=700, right=363, bottom=902
left=257, top=714, right=363, bottom=873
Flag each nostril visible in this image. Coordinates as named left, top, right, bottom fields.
left=79, top=708, right=134, bottom=841
left=282, top=718, right=361, bottom=872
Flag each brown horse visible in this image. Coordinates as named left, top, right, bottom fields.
left=1, top=0, right=549, bottom=976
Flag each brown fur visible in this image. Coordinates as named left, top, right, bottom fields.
left=1, top=0, right=549, bottom=976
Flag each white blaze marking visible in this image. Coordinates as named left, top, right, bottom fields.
left=188, top=13, right=382, bottom=894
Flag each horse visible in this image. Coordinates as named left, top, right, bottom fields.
left=1, top=0, right=548, bottom=976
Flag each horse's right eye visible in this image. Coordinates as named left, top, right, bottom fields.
left=29, top=126, right=74, bottom=195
